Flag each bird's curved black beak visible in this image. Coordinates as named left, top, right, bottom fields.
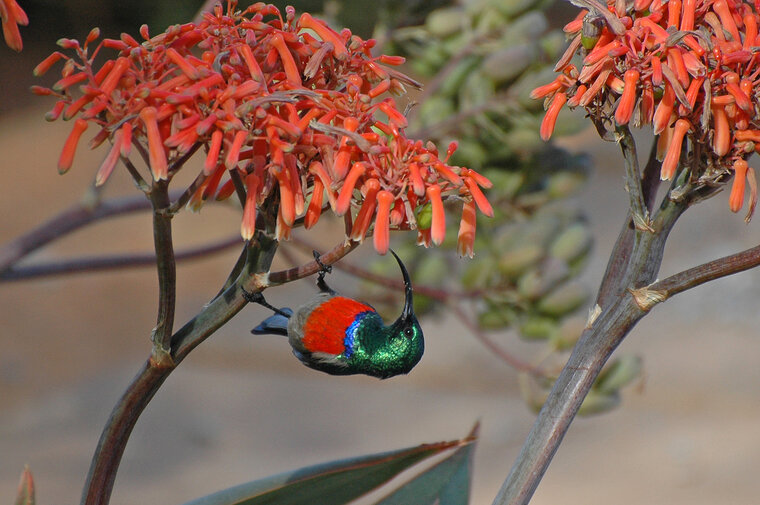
left=390, top=249, right=414, bottom=321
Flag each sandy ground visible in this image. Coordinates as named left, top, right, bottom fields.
left=2, top=101, right=760, bottom=505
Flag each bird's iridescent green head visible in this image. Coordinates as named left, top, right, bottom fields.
left=347, top=250, right=424, bottom=379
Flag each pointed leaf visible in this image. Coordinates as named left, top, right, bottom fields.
left=14, top=466, right=35, bottom=505
left=182, top=438, right=470, bottom=505
left=374, top=423, right=479, bottom=505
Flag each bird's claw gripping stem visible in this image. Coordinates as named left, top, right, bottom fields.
left=312, top=250, right=336, bottom=295
left=242, top=288, right=291, bottom=318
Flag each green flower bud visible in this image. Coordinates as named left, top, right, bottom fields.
left=536, top=282, right=589, bottom=317
left=519, top=316, right=558, bottom=340
left=550, top=223, right=593, bottom=263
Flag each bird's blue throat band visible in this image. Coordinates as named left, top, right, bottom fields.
left=343, top=311, right=372, bottom=359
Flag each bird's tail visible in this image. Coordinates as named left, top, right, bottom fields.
left=251, top=307, right=293, bottom=336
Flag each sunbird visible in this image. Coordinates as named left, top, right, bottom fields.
left=246, top=250, right=424, bottom=379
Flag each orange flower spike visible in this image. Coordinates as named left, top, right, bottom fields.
left=650, top=56, right=663, bottom=86
left=661, top=118, right=691, bottom=180
left=667, top=48, right=689, bottom=89
left=95, top=131, right=123, bottom=186
left=368, top=79, right=391, bottom=99
left=309, top=161, right=337, bottom=209
left=373, top=190, right=394, bottom=255
left=426, top=184, right=446, bottom=246
left=653, top=82, right=675, bottom=134
left=713, top=0, right=741, bottom=43
left=204, top=130, right=223, bottom=175
left=408, top=162, right=425, bottom=196
left=729, top=159, right=748, bottom=213
left=58, top=118, right=88, bottom=173
left=273, top=166, right=296, bottom=226
left=99, top=57, right=131, bottom=97
left=680, top=0, right=696, bottom=30
left=464, top=175, right=494, bottom=217
left=33, top=52, right=65, bottom=76
left=1, top=0, right=28, bottom=52
left=540, top=92, right=567, bottom=141
left=351, top=178, right=381, bottom=242
left=567, top=84, right=587, bottom=107
left=335, top=162, right=366, bottom=216
left=378, top=100, right=408, bottom=129
left=296, top=107, right=322, bottom=132
left=667, top=0, right=681, bottom=28
left=433, top=161, right=463, bottom=185
left=530, top=77, right=565, bottom=100
left=684, top=76, right=704, bottom=110
left=725, top=76, right=752, bottom=112
left=656, top=120, right=674, bottom=161
left=201, top=164, right=226, bottom=201
left=237, top=44, right=266, bottom=83
left=563, top=10, right=587, bottom=33
left=165, top=47, right=201, bottom=80
left=269, top=32, right=301, bottom=86
left=711, top=104, right=731, bottom=156
left=457, top=199, right=477, bottom=259
left=743, top=14, right=757, bottom=51
left=139, top=107, right=168, bottom=180
left=298, top=13, right=349, bottom=60
left=466, top=168, right=493, bottom=189
left=615, top=69, right=640, bottom=125
left=276, top=205, right=292, bottom=241
left=389, top=197, right=406, bottom=227
left=304, top=178, right=324, bottom=229
left=225, top=130, right=248, bottom=169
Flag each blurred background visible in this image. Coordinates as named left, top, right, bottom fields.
left=2, top=1, right=760, bottom=504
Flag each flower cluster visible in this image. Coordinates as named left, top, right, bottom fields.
left=1, top=0, right=26, bottom=51
left=33, top=1, right=492, bottom=255
left=534, top=0, right=760, bottom=219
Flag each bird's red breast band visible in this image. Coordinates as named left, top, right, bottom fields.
left=302, top=296, right=374, bottom=354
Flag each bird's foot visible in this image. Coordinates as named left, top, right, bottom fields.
left=242, top=288, right=291, bottom=318
left=313, top=250, right=336, bottom=295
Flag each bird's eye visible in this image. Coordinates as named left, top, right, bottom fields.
left=404, top=327, right=413, bottom=337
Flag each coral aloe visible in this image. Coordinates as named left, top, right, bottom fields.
left=535, top=0, right=760, bottom=219
left=35, top=0, right=492, bottom=255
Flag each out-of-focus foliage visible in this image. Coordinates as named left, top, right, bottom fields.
left=361, top=0, right=642, bottom=415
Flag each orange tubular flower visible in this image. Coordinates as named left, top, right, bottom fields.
left=58, top=119, right=89, bottom=173
left=615, top=69, right=640, bottom=125
left=540, top=92, right=567, bottom=141
left=241, top=173, right=260, bottom=240
left=1, top=0, right=28, bottom=52
left=730, top=159, right=748, bottom=213
left=373, top=191, right=394, bottom=255
left=36, top=0, right=493, bottom=254
left=457, top=200, right=477, bottom=259
left=426, top=185, right=445, bottom=246
left=661, top=119, right=691, bottom=180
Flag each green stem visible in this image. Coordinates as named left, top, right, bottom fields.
left=149, top=181, right=177, bottom=367
left=80, top=232, right=278, bottom=505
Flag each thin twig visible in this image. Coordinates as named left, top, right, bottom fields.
left=651, top=242, right=760, bottom=297
left=0, top=235, right=241, bottom=281
left=0, top=193, right=178, bottom=274
left=448, top=302, right=545, bottom=376
left=268, top=239, right=361, bottom=286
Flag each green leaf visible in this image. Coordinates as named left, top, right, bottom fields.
left=374, top=423, right=479, bottom=505
left=14, top=466, right=35, bottom=505
left=182, top=435, right=473, bottom=505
